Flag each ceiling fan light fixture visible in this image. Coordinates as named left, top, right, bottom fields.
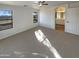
left=39, top=3, right=42, bottom=7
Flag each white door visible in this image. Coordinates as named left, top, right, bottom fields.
left=65, top=7, right=79, bottom=35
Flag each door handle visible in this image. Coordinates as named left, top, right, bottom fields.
left=66, top=21, right=69, bottom=23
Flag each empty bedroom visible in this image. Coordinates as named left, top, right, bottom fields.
left=0, top=0, right=79, bottom=58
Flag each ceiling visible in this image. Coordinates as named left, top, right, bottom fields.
left=47, top=1, right=77, bottom=7
left=0, top=1, right=78, bottom=9
left=0, top=1, right=34, bottom=6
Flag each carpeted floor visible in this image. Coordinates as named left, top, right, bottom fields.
left=0, top=26, right=79, bottom=58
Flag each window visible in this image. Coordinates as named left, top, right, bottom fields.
left=0, top=9, right=13, bottom=31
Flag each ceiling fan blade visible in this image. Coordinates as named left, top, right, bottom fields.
left=33, top=1, right=48, bottom=7
left=43, top=4, right=48, bottom=5
left=42, top=1, right=45, bottom=3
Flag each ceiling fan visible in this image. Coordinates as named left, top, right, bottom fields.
left=34, top=1, right=48, bottom=7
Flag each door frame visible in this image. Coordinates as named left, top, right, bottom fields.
left=50, top=4, right=68, bottom=32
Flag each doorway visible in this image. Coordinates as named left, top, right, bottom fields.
left=55, top=6, right=65, bottom=32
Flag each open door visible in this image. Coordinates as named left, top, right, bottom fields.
left=55, top=6, right=65, bottom=32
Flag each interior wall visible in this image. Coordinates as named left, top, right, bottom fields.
left=39, top=5, right=66, bottom=30
left=0, top=4, right=38, bottom=40
left=39, top=6, right=53, bottom=29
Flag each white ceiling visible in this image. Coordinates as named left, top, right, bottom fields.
left=0, top=1, right=78, bottom=9
left=0, top=1, right=34, bottom=6
left=47, top=1, right=77, bottom=7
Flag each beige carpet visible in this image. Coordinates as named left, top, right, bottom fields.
left=0, top=26, right=79, bottom=58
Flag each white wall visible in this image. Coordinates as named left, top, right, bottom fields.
left=39, top=6, right=53, bottom=29
left=0, top=4, right=38, bottom=40
left=39, top=5, right=66, bottom=29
